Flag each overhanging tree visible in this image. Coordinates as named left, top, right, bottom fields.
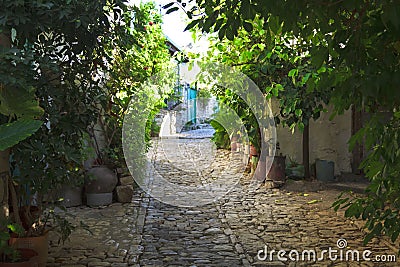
left=101, top=1, right=174, bottom=166
left=196, top=17, right=330, bottom=178
left=166, top=0, right=400, bottom=244
left=0, top=0, right=127, bottom=225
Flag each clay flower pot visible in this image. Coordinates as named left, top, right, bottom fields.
left=85, top=165, right=117, bottom=206
left=0, top=248, right=38, bottom=267
left=249, top=144, right=258, bottom=157
left=8, top=237, right=45, bottom=267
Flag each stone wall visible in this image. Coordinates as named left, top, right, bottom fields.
left=157, top=97, right=217, bottom=137
left=275, top=105, right=352, bottom=175
left=196, top=97, right=218, bottom=122
left=157, top=108, right=187, bottom=137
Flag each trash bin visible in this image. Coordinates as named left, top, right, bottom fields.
left=316, top=159, right=335, bottom=182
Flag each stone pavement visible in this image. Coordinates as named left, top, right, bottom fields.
left=48, top=136, right=399, bottom=266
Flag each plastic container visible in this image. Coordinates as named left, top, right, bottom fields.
left=315, top=159, right=335, bottom=182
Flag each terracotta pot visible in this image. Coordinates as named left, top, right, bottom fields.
left=249, top=145, right=258, bottom=157
left=0, top=248, right=39, bottom=267
left=9, top=234, right=48, bottom=267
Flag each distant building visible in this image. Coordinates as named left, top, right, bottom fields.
left=155, top=37, right=216, bottom=137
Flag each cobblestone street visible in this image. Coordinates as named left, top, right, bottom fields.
left=48, top=136, right=399, bottom=266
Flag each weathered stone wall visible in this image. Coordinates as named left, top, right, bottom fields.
left=196, top=97, right=218, bottom=122
left=157, top=109, right=187, bottom=137
left=274, top=105, right=352, bottom=176
left=158, top=97, right=217, bottom=137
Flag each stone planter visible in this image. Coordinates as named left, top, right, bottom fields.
left=86, top=192, right=113, bottom=206
left=85, top=165, right=117, bottom=206
left=286, top=164, right=305, bottom=180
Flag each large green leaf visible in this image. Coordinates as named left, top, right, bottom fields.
left=0, top=119, right=42, bottom=151
left=0, top=86, right=43, bottom=118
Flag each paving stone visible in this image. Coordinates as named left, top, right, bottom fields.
left=204, top=227, right=223, bottom=235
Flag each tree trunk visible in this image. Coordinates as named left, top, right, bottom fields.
left=351, top=105, right=363, bottom=174
left=303, top=122, right=310, bottom=179
left=0, top=33, right=11, bottom=223
left=0, top=149, right=10, bottom=223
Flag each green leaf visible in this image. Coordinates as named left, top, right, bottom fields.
left=241, top=0, right=252, bottom=20
left=348, top=127, right=366, bottom=152
left=311, top=47, right=328, bottom=68
left=363, top=223, right=383, bottom=245
left=275, top=83, right=284, bottom=91
left=7, top=223, right=24, bottom=235
left=0, top=119, right=42, bottom=151
left=391, top=231, right=399, bottom=243
left=184, top=19, right=200, bottom=31
left=302, top=73, right=311, bottom=84
left=295, top=109, right=302, bottom=117
left=214, top=18, right=224, bottom=31
left=268, top=15, right=281, bottom=34
left=288, top=68, right=298, bottom=77
left=203, top=15, right=216, bottom=33
left=345, top=202, right=362, bottom=218
left=0, top=86, right=43, bottom=118
left=162, top=2, right=174, bottom=9
left=166, top=7, right=179, bottom=14
left=219, top=25, right=227, bottom=40
left=298, top=122, right=304, bottom=132
left=332, top=197, right=350, bottom=211
left=243, top=21, right=253, bottom=32
left=226, top=27, right=234, bottom=41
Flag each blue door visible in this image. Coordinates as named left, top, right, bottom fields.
left=187, top=88, right=197, bottom=124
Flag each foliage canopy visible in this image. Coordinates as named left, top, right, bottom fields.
left=166, top=0, right=400, bottom=245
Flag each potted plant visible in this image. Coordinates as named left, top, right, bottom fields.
left=57, top=133, right=98, bottom=208
left=1, top=2, right=131, bottom=266
left=84, top=125, right=118, bottom=207
left=0, top=221, right=39, bottom=267
left=4, top=176, right=83, bottom=267
left=285, top=156, right=305, bottom=180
